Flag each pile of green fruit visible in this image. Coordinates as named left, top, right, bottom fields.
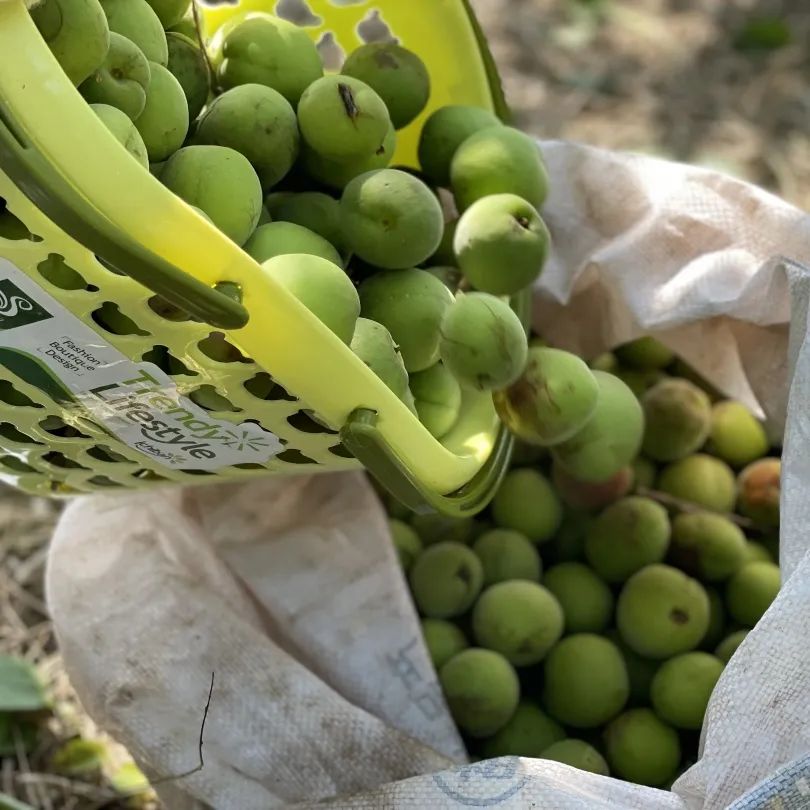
left=384, top=337, right=782, bottom=788
left=31, top=0, right=556, bottom=436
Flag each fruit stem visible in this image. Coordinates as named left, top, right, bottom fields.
left=636, top=486, right=758, bottom=532
left=191, top=0, right=219, bottom=95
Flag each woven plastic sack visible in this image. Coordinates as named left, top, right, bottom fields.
left=45, top=141, right=810, bottom=810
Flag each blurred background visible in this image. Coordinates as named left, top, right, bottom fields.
left=1, top=0, right=806, bottom=806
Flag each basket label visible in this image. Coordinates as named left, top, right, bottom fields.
left=0, top=258, right=283, bottom=470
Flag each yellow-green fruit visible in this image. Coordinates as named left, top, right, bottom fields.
left=543, top=563, right=614, bottom=634
left=552, top=371, right=644, bottom=484
left=631, top=457, right=657, bottom=491
left=472, top=529, right=542, bottom=586
left=650, top=652, right=724, bottom=731
left=168, top=13, right=195, bottom=38
left=409, top=542, right=483, bottom=618
left=615, top=367, right=667, bottom=399
left=541, top=740, right=610, bottom=776
left=585, top=497, right=670, bottom=583
left=389, top=518, right=421, bottom=571
left=266, top=192, right=343, bottom=254
left=410, top=514, right=474, bottom=547
left=418, top=105, right=501, bottom=187
left=701, top=587, right=726, bottom=651
left=341, top=169, right=444, bottom=270
left=37, top=254, right=86, bottom=290
left=165, top=32, right=210, bottom=122
left=742, top=541, right=773, bottom=564
left=245, top=222, right=342, bottom=267
left=341, top=42, right=430, bottom=130
left=409, top=363, right=462, bottom=439
left=542, top=634, right=629, bottom=727
left=31, top=0, right=110, bottom=86
left=439, top=293, right=528, bottom=392
left=0, top=207, right=32, bottom=241
left=421, top=619, right=468, bottom=670
left=359, top=269, right=454, bottom=373
left=261, top=254, right=359, bottom=344
left=90, top=103, right=149, bottom=169
left=472, top=581, right=564, bottom=666
left=725, top=561, right=780, bottom=627
left=439, top=648, right=520, bottom=738
left=491, top=468, right=562, bottom=544
left=616, top=564, right=710, bottom=659
left=161, top=145, right=262, bottom=246
left=143, top=0, right=188, bottom=28
left=590, top=352, right=619, bottom=373
left=350, top=318, right=414, bottom=409
left=134, top=62, right=188, bottom=162
left=657, top=454, right=737, bottom=513
left=480, top=701, right=564, bottom=758
left=450, top=126, right=549, bottom=212
left=454, top=194, right=550, bottom=295
left=715, top=629, right=748, bottom=663
left=641, top=379, right=712, bottom=462
left=607, top=630, right=660, bottom=707
left=80, top=32, right=150, bottom=119
left=669, top=512, right=747, bottom=582
left=100, top=0, right=167, bottom=65
left=494, top=348, right=599, bottom=447
left=614, top=337, right=674, bottom=370
left=214, top=14, right=323, bottom=105
left=737, top=458, right=780, bottom=527
left=708, top=401, right=769, bottom=468
left=552, top=464, right=633, bottom=513
left=604, top=709, right=681, bottom=787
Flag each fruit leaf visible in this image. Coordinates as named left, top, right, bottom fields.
left=0, top=792, right=37, bottom=810
left=0, top=714, right=40, bottom=756
left=0, top=656, right=47, bottom=712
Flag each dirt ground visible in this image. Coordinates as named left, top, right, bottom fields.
left=0, top=0, right=806, bottom=806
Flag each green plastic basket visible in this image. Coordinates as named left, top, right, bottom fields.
left=0, top=0, right=525, bottom=515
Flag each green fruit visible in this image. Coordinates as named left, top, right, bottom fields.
left=641, top=379, right=712, bottom=462
left=590, top=352, right=619, bottom=372
left=431, top=218, right=458, bottom=267
left=410, top=513, right=474, bottom=546
left=742, top=541, right=773, bottom=563
left=144, top=0, right=188, bottom=28
left=543, top=510, right=591, bottom=565
left=165, top=32, right=209, bottom=122
left=651, top=652, right=724, bottom=730
left=708, top=401, right=769, bottom=468
left=737, top=458, right=780, bottom=527
left=585, top=497, right=670, bottom=583
left=341, top=169, right=443, bottom=269
left=510, top=441, right=547, bottom=467
left=439, top=293, right=528, bottom=392
left=90, top=103, right=149, bottom=169
left=480, top=701, right=564, bottom=758
left=214, top=14, right=323, bottom=105
left=615, top=367, right=667, bottom=400
left=614, top=337, right=674, bottom=370
left=0, top=208, right=32, bottom=241
left=80, top=32, right=150, bottom=119
left=195, top=84, right=299, bottom=190
left=472, top=580, right=564, bottom=665
left=607, top=630, right=660, bottom=707
left=409, top=542, right=483, bottom=618
left=37, top=254, right=86, bottom=289
left=439, top=648, right=520, bottom=738
left=341, top=43, right=430, bottom=130
left=245, top=222, right=342, bottom=267
left=715, top=629, right=748, bottom=663
left=494, top=348, right=599, bottom=446
left=552, top=463, right=633, bottom=512
left=359, top=269, right=453, bottom=373
left=350, top=318, right=413, bottom=408
left=454, top=194, right=550, bottom=295
left=100, top=0, right=167, bottom=66
left=450, top=125, right=549, bottom=212
left=552, top=371, right=644, bottom=483
left=543, top=563, right=614, bottom=634
left=631, top=456, right=657, bottom=491
left=617, top=564, right=710, bottom=659
left=669, top=512, right=747, bottom=582
left=492, top=468, right=562, bottom=544
left=604, top=709, right=680, bottom=786
left=702, top=587, right=727, bottom=650
left=541, top=740, right=609, bottom=776
left=389, top=518, right=422, bottom=571
left=31, top=0, right=110, bottom=86
left=725, top=561, right=780, bottom=627
left=409, top=363, right=462, bottom=439
left=424, top=265, right=463, bottom=291
left=266, top=192, right=343, bottom=253
left=168, top=14, right=195, bottom=38
left=421, top=619, right=468, bottom=670
left=261, top=254, right=359, bottom=344
left=134, top=62, right=188, bottom=162
left=472, top=529, right=542, bottom=586
left=418, top=105, right=502, bottom=187
left=657, top=454, right=737, bottom=513
left=542, top=634, right=629, bottom=727
left=161, top=145, right=261, bottom=246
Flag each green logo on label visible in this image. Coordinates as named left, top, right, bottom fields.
left=0, top=280, right=52, bottom=330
